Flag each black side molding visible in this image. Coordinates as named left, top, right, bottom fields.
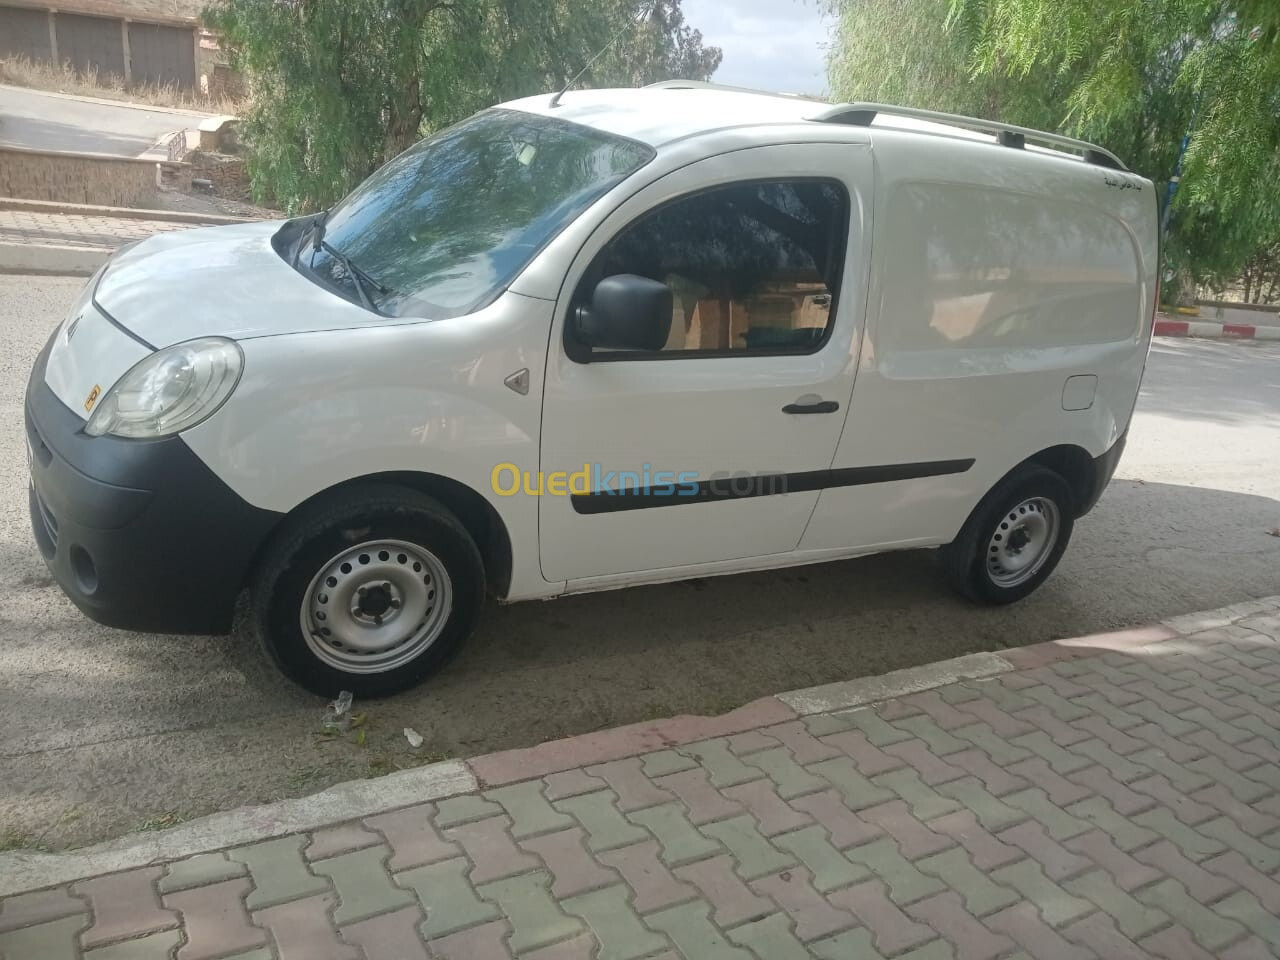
left=571, top=458, right=975, bottom=515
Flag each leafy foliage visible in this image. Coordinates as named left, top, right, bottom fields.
left=206, top=0, right=721, bottom=212
left=827, top=0, right=1280, bottom=291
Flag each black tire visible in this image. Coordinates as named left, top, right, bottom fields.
left=252, top=483, right=484, bottom=698
left=939, top=465, right=1075, bottom=605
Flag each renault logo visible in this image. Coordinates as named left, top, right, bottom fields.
left=84, top=384, right=101, bottom=412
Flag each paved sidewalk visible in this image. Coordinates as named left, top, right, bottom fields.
left=3, top=597, right=1280, bottom=959
left=0, top=209, right=198, bottom=250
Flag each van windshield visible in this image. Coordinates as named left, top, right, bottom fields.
left=295, top=109, right=654, bottom=318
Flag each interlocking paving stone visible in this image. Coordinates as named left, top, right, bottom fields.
left=1188, top=756, right=1270, bottom=802
left=83, top=928, right=183, bottom=960
left=477, top=870, right=583, bottom=954
left=915, top=847, right=1019, bottom=916
left=764, top=721, right=844, bottom=764
left=935, top=777, right=1025, bottom=833
left=519, top=827, right=621, bottom=899
left=656, top=768, right=745, bottom=825
left=809, top=926, right=887, bottom=960
left=742, top=746, right=827, bottom=798
left=630, top=803, right=722, bottom=867
left=1197, top=816, right=1280, bottom=871
left=0, top=887, right=87, bottom=933
left=882, top=739, right=966, bottom=785
left=844, top=837, right=945, bottom=905
left=306, top=821, right=383, bottom=860
left=1206, top=850, right=1280, bottom=911
left=73, top=866, right=178, bottom=948
left=562, top=884, right=667, bottom=960
left=157, top=853, right=250, bottom=896
left=1136, top=878, right=1246, bottom=952
left=997, top=821, right=1091, bottom=881
left=989, top=859, right=1093, bottom=927
left=596, top=840, right=698, bottom=912
left=163, top=876, right=268, bottom=960
left=544, top=769, right=609, bottom=800
left=1067, top=796, right=1159, bottom=851
left=231, top=836, right=330, bottom=910
left=434, top=794, right=505, bottom=828
left=339, top=905, right=428, bottom=960
left=645, top=900, right=754, bottom=959
left=1141, top=923, right=1227, bottom=960
left=813, top=758, right=900, bottom=812
left=893, top=715, right=971, bottom=757
left=874, top=768, right=965, bottom=821
left=928, top=810, right=1022, bottom=870
left=726, top=730, right=778, bottom=755
left=1063, top=869, right=1169, bottom=939
left=1072, top=714, right=1146, bottom=754
left=725, top=911, right=811, bottom=960
left=253, top=892, right=358, bottom=960
left=821, top=729, right=909, bottom=776
left=906, top=890, right=1015, bottom=960
left=485, top=782, right=576, bottom=838
left=827, top=878, right=934, bottom=952
left=1066, top=739, right=1153, bottom=783
left=752, top=867, right=857, bottom=942
left=446, top=816, right=542, bottom=883
left=0, top=915, right=87, bottom=960
left=679, top=740, right=764, bottom=788
left=585, top=759, right=677, bottom=814
left=673, top=855, right=774, bottom=927
left=789, top=790, right=880, bottom=848
left=364, top=804, right=461, bottom=871
left=397, top=857, right=501, bottom=939
left=521, top=933, right=598, bottom=960
left=554, top=791, right=649, bottom=852
left=425, top=918, right=512, bottom=960
left=1002, top=789, right=1092, bottom=842
left=858, top=801, right=952, bottom=861
left=701, top=814, right=796, bottom=880
left=1131, top=749, right=1213, bottom=794
left=1134, top=840, right=1236, bottom=902
left=983, top=902, right=1093, bottom=960
left=312, top=846, right=415, bottom=925
left=1063, top=829, right=1162, bottom=892
left=721, top=778, right=811, bottom=836
left=773, top=825, right=868, bottom=892
left=1062, top=912, right=1155, bottom=960
left=1131, top=775, right=1218, bottom=825
left=833, top=706, right=914, bottom=746
left=1005, top=760, right=1107, bottom=808
left=640, top=749, right=699, bottom=778
left=1211, top=890, right=1280, bottom=951
left=1132, top=807, right=1228, bottom=862
left=1066, top=765, right=1155, bottom=816
left=946, top=748, right=1028, bottom=796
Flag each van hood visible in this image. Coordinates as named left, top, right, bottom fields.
left=96, top=221, right=386, bottom=346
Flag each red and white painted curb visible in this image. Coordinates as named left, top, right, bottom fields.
left=1154, top=316, right=1280, bottom=340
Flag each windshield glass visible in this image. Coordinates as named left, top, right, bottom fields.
left=302, top=109, right=654, bottom=318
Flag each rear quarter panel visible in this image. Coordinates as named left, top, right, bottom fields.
left=801, top=130, right=1158, bottom=552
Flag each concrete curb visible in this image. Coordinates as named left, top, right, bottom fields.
left=1155, top=316, right=1280, bottom=340
left=0, top=241, right=108, bottom=276
left=0, top=82, right=219, bottom=118
left=1, top=594, right=1275, bottom=895
left=0, top=197, right=256, bottom=225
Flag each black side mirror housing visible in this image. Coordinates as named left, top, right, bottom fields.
left=572, top=274, right=673, bottom=355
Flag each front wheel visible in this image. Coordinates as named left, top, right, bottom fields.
left=252, top=485, right=484, bottom=697
left=939, top=465, right=1075, bottom=604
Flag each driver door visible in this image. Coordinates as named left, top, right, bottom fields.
left=538, top=143, right=872, bottom=585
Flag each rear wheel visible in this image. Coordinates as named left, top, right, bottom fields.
left=939, top=465, right=1075, bottom=604
left=253, top=485, right=484, bottom=697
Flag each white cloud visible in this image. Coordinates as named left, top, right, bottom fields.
left=682, top=0, right=832, bottom=97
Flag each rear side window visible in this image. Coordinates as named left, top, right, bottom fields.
left=579, top=180, right=849, bottom=356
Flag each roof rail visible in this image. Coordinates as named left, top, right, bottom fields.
left=813, top=101, right=1126, bottom=170
left=645, top=79, right=824, bottom=103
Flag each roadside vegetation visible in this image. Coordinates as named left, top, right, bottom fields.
left=827, top=0, right=1280, bottom=303
left=0, top=54, right=244, bottom=116
left=205, top=0, right=721, bottom=213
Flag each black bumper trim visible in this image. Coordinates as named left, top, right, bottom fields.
left=1079, top=430, right=1128, bottom=516
left=25, top=336, right=282, bottom=634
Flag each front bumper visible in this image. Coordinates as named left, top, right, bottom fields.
left=25, top=339, right=281, bottom=634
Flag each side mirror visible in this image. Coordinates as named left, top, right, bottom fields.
left=573, top=274, right=673, bottom=354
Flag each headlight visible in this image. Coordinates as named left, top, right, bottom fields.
left=85, top=337, right=243, bottom=438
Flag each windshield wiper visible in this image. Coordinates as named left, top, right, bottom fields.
left=317, top=239, right=388, bottom=312
left=292, top=209, right=328, bottom=267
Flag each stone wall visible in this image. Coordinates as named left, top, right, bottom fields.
left=189, top=150, right=250, bottom=201
left=0, top=145, right=189, bottom=207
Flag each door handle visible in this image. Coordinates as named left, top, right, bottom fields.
left=782, top=398, right=840, bottom=415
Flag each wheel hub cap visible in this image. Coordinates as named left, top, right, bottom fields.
left=301, top=539, right=452, bottom=674
left=986, top=497, right=1060, bottom=587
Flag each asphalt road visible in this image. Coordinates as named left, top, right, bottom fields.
left=3, top=273, right=1279, bottom=850
left=0, top=84, right=208, bottom=156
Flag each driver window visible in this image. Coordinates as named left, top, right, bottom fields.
left=586, top=179, right=848, bottom=355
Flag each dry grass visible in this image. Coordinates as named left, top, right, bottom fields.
left=0, top=54, right=245, bottom=115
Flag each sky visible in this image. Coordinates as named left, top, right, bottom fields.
left=681, top=0, right=833, bottom=97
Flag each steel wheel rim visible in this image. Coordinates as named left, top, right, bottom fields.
left=300, top=539, right=452, bottom=674
left=986, top=497, right=1059, bottom=588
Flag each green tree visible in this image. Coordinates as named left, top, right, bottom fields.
left=827, top=0, right=1280, bottom=296
left=206, top=0, right=720, bottom=212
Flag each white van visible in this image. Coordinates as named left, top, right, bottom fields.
left=25, top=83, right=1158, bottom=696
